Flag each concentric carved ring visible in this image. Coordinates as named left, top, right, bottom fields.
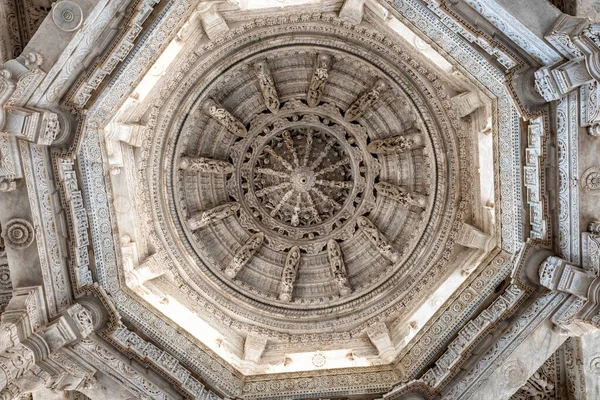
left=3, top=219, right=34, bottom=249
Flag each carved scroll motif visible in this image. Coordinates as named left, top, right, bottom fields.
left=204, top=100, right=247, bottom=137
left=344, top=79, right=387, bottom=122
left=225, top=233, right=264, bottom=278
left=307, top=54, right=331, bottom=108
left=254, top=61, right=280, bottom=113
left=279, top=246, right=300, bottom=301
left=367, top=129, right=423, bottom=154
left=357, top=216, right=399, bottom=263
left=188, top=202, right=240, bottom=230
left=179, top=156, right=234, bottom=174
left=375, top=182, right=426, bottom=208
left=327, top=240, right=351, bottom=296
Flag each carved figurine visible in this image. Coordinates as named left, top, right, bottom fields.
left=375, top=182, right=426, bottom=208
left=179, top=156, right=234, bottom=174
left=225, top=232, right=264, bottom=278
left=344, top=79, right=387, bottom=122
left=367, top=129, right=423, bottom=154
left=279, top=246, right=300, bottom=301
left=357, top=216, right=399, bottom=263
left=188, top=202, right=240, bottom=230
left=327, top=240, right=351, bottom=296
left=205, top=99, right=247, bottom=137
left=255, top=61, right=280, bottom=113
left=307, top=54, right=331, bottom=108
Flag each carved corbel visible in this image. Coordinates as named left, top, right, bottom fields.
left=122, top=238, right=165, bottom=289
left=455, top=223, right=495, bottom=252
left=366, top=322, right=394, bottom=362
left=103, top=121, right=146, bottom=170
left=451, top=91, right=484, bottom=117
left=366, top=128, right=423, bottom=154
left=225, top=233, right=264, bottom=279
left=345, top=79, right=387, bottom=122
left=307, top=54, right=331, bottom=108
left=188, top=202, right=240, bottom=230
left=339, top=0, right=365, bottom=24
left=254, top=60, right=280, bottom=113
left=243, top=334, right=267, bottom=364
left=203, top=99, right=247, bottom=137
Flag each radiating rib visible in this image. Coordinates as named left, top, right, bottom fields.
left=310, top=187, right=342, bottom=210
left=291, top=192, right=302, bottom=226
left=270, top=189, right=295, bottom=217
left=303, top=191, right=323, bottom=224
left=309, top=140, right=334, bottom=169
left=255, top=168, right=289, bottom=179
left=255, top=182, right=292, bottom=197
left=301, top=130, right=313, bottom=166
left=316, top=179, right=353, bottom=189
left=314, top=159, right=350, bottom=176
left=263, top=146, right=293, bottom=170
left=282, top=130, right=300, bottom=167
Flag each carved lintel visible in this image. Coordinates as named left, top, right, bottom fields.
left=344, top=79, right=386, bottom=122
left=225, top=233, right=264, bottom=279
left=307, top=54, right=331, bottom=108
left=366, top=129, right=423, bottom=154
left=375, top=182, right=427, bottom=209
left=327, top=240, right=351, bottom=296
left=254, top=61, right=280, bottom=113
left=204, top=99, right=247, bottom=137
left=179, top=156, right=234, bottom=174
left=279, top=246, right=300, bottom=302
left=357, top=216, right=399, bottom=263
left=339, top=0, right=365, bottom=24
left=188, top=202, right=240, bottom=230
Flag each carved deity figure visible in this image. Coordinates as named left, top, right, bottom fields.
left=205, top=100, right=247, bottom=137
left=357, top=216, right=399, bottom=263
left=254, top=61, right=280, bottom=113
left=367, top=130, right=423, bottom=154
left=279, top=246, right=301, bottom=301
left=225, top=233, right=264, bottom=278
left=327, top=240, right=351, bottom=296
left=179, top=156, right=234, bottom=174
left=375, top=182, right=425, bottom=208
left=307, top=54, right=331, bottom=108
left=344, top=79, right=387, bottom=122
left=188, top=202, right=240, bottom=230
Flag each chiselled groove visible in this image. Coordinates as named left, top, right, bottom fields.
left=327, top=240, right=351, bottom=296
left=204, top=99, right=247, bottom=137
left=367, top=128, right=423, bottom=154
left=225, top=233, right=264, bottom=278
left=357, top=216, right=399, bottom=263
left=279, top=246, right=301, bottom=301
left=254, top=60, right=280, bottom=113
left=188, top=202, right=240, bottom=230
left=179, top=156, right=234, bottom=174
left=344, top=79, right=387, bottom=122
left=307, top=54, right=332, bottom=108
left=375, top=181, right=426, bottom=209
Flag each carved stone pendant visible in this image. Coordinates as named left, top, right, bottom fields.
left=327, top=240, right=351, bottom=296
left=357, top=216, right=399, bottom=263
left=307, top=54, right=332, bottom=108
left=225, top=232, right=264, bottom=278
left=204, top=99, right=247, bottom=137
left=344, top=79, right=387, bottom=122
left=179, top=156, right=234, bottom=174
left=255, top=60, right=280, bottom=113
left=279, top=246, right=300, bottom=301
left=188, top=202, right=240, bottom=230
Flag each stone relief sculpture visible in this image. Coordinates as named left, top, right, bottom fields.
left=375, top=182, right=426, bottom=208
left=179, top=156, right=234, bottom=174
left=225, top=232, right=264, bottom=278
left=254, top=60, right=280, bottom=113
left=204, top=99, right=247, bottom=137
left=327, top=239, right=351, bottom=296
left=307, top=54, right=331, bottom=108
left=279, top=246, right=300, bottom=301
left=357, top=216, right=399, bottom=262
left=344, top=79, right=387, bottom=122
left=188, top=202, right=240, bottom=230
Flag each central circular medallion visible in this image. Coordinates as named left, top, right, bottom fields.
left=228, top=101, right=378, bottom=254
left=252, top=126, right=352, bottom=228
